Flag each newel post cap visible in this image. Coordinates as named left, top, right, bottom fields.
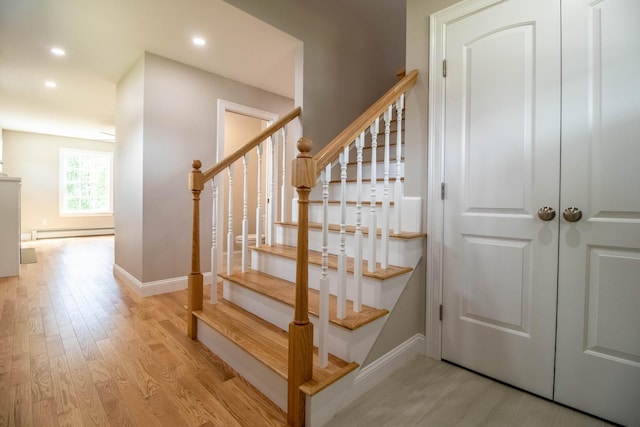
left=189, top=159, right=204, bottom=191
left=291, top=138, right=316, bottom=189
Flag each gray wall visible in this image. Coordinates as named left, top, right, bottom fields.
left=404, top=0, right=460, bottom=201
left=364, top=258, right=426, bottom=365
left=115, top=52, right=293, bottom=283
left=224, top=0, right=406, bottom=152
left=115, top=55, right=145, bottom=280
left=2, top=130, right=114, bottom=237
left=359, top=0, right=464, bottom=365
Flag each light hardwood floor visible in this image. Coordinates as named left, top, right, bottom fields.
left=1, top=236, right=617, bottom=426
left=0, top=236, right=287, bottom=426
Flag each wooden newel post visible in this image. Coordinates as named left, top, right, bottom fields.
left=188, top=160, right=204, bottom=339
left=288, top=138, right=316, bottom=427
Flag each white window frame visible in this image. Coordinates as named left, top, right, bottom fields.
left=59, top=148, right=113, bottom=216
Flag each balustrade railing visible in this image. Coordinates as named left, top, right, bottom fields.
left=188, top=69, right=417, bottom=426
left=188, top=106, right=301, bottom=333
left=302, top=70, right=417, bottom=367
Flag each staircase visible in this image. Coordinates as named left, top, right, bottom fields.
left=187, top=70, right=421, bottom=426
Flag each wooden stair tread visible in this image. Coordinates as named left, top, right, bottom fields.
left=193, top=300, right=359, bottom=396
left=277, top=220, right=426, bottom=240
left=251, top=244, right=413, bottom=280
left=219, top=270, right=389, bottom=331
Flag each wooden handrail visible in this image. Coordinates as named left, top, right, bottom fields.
left=313, top=69, right=417, bottom=172
left=202, top=106, right=302, bottom=182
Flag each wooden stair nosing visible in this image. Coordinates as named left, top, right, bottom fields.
left=219, top=270, right=389, bottom=331
left=277, top=220, right=426, bottom=240
left=193, top=300, right=359, bottom=396
left=251, top=244, right=413, bottom=281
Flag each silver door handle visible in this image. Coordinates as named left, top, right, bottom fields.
left=563, top=207, right=582, bottom=222
left=537, top=207, right=556, bottom=221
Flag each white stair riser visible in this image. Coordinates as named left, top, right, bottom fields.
left=222, top=280, right=386, bottom=363
left=308, top=203, right=396, bottom=230
left=274, top=225, right=423, bottom=267
left=250, top=249, right=409, bottom=310
left=361, top=141, right=404, bottom=162
left=325, top=181, right=400, bottom=201
left=327, top=148, right=405, bottom=178
left=344, top=161, right=404, bottom=181
left=196, top=318, right=288, bottom=410
left=197, top=317, right=357, bottom=427
left=306, top=370, right=359, bottom=427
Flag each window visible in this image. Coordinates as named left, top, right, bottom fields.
left=60, top=149, right=113, bottom=215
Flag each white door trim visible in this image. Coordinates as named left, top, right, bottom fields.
left=215, top=99, right=280, bottom=270
left=426, top=0, right=505, bottom=360
left=216, top=99, right=279, bottom=162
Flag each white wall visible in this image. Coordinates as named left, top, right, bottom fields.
left=1, top=129, right=115, bottom=237
left=115, top=52, right=294, bottom=284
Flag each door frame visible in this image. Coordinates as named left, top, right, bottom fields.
left=215, top=99, right=280, bottom=268
left=426, top=0, right=505, bottom=360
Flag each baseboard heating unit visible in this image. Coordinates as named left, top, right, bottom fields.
left=30, top=227, right=114, bottom=240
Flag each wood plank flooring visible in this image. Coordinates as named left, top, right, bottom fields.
left=0, top=236, right=287, bottom=427
left=1, top=236, right=617, bottom=427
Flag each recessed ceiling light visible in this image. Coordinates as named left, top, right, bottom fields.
left=44, top=81, right=57, bottom=88
left=50, top=47, right=66, bottom=56
left=192, top=37, right=206, bottom=46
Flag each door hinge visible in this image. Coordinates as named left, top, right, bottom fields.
left=439, top=304, right=443, bottom=321
left=442, top=59, right=447, bottom=78
left=441, top=182, right=446, bottom=200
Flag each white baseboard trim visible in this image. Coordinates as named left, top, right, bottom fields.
left=339, top=333, right=426, bottom=410
left=113, top=264, right=213, bottom=297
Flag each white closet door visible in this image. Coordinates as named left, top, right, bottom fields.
left=441, top=0, right=561, bottom=398
left=555, top=0, right=640, bottom=425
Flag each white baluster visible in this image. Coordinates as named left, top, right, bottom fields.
left=241, top=154, right=249, bottom=273
left=280, top=127, right=287, bottom=223
left=337, top=146, right=349, bottom=320
left=354, top=132, right=364, bottom=312
left=267, top=135, right=275, bottom=246
left=319, top=164, right=331, bottom=368
left=227, top=165, right=234, bottom=275
left=381, top=106, right=392, bottom=269
left=368, top=118, right=379, bottom=273
left=394, top=94, right=404, bottom=233
left=211, top=177, right=219, bottom=304
left=256, top=142, right=263, bottom=249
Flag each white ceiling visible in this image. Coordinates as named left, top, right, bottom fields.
left=0, top=0, right=300, bottom=141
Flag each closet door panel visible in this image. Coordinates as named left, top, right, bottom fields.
left=555, top=1, right=640, bottom=425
